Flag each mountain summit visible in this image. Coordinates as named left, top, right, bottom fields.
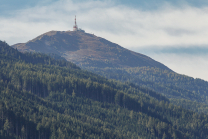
left=12, top=31, right=170, bottom=70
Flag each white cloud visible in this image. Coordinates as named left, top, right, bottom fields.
left=1, top=0, right=208, bottom=47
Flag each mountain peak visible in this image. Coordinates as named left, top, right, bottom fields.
left=12, top=30, right=171, bottom=70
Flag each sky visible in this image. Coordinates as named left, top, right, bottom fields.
left=1, top=0, right=208, bottom=81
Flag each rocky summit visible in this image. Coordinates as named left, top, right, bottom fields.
left=12, top=30, right=170, bottom=70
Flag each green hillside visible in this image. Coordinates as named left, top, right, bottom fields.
left=2, top=41, right=208, bottom=138
left=85, top=66, right=208, bottom=113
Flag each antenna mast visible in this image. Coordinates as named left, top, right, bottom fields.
left=75, top=16, right=77, bottom=26
left=73, top=15, right=78, bottom=31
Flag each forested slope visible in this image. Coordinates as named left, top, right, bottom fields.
left=85, top=66, right=208, bottom=113
left=1, top=41, right=208, bottom=138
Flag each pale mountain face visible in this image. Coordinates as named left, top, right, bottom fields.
left=12, top=31, right=171, bottom=70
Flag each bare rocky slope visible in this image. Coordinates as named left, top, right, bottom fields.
left=12, top=30, right=171, bottom=70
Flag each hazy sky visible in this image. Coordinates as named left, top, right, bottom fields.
left=1, top=0, right=208, bottom=81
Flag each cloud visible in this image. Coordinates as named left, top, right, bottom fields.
left=94, top=5, right=208, bottom=48
left=0, top=0, right=208, bottom=48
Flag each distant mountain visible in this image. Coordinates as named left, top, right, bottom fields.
left=12, top=31, right=171, bottom=70
left=3, top=40, right=208, bottom=139
left=12, top=30, right=208, bottom=113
